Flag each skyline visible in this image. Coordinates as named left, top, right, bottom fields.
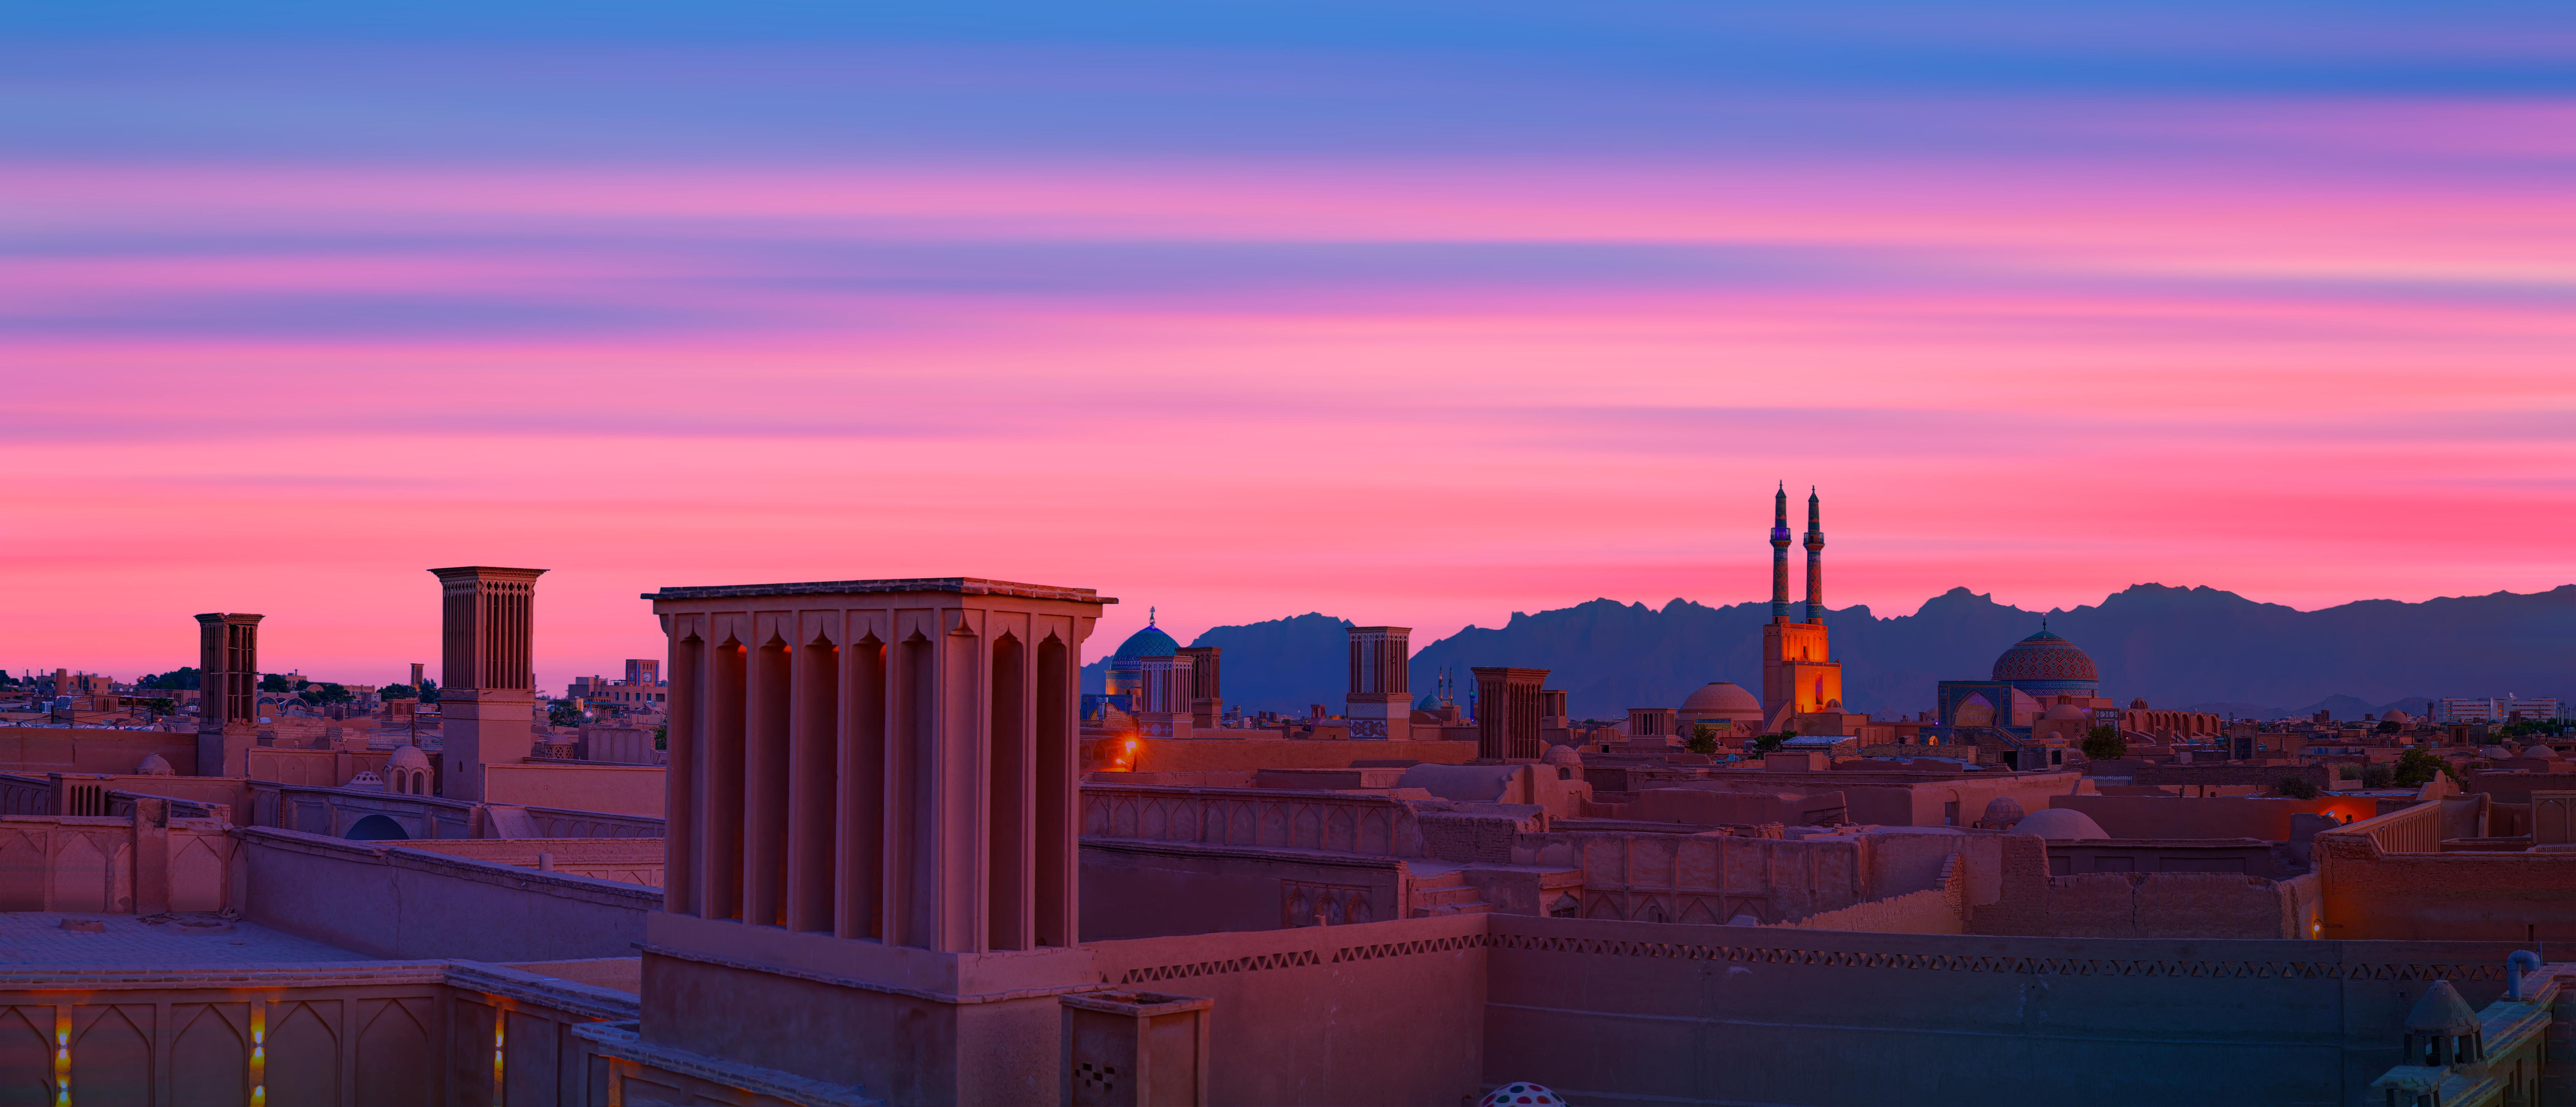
left=7, top=1, right=2573, bottom=679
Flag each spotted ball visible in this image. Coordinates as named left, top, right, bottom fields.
left=1479, top=1081, right=1566, bottom=1107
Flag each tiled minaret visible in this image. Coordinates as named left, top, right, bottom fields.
left=1805, top=487, right=1827, bottom=623
left=1770, top=482, right=1792, bottom=619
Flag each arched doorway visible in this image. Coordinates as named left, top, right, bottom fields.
left=346, top=814, right=409, bottom=841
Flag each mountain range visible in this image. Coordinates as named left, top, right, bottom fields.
left=1083, top=584, right=2575, bottom=721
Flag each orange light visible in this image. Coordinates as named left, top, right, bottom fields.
left=1125, top=740, right=1138, bottom=751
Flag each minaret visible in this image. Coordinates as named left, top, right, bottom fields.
left=1804, top=487, right=1826, bottom=623
left=1770, top=482, right=1792, bottom=619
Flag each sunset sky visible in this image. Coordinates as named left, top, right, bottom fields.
left=6, top=2, right=2573, bottom=687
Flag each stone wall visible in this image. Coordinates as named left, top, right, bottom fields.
left=2041, top=870, right=2314, bottom=939
left=0, top=960, right=633, bottom=1106
left=0, top=810, right=233, bottom=913
left=1126, top=737, right=1478, bottom=774
left=1777, top=887, right=1963, bottom=933
left=483, top=762, right=665, bottom=817
left=1080, top=840, right=1408, bottom=940
left=0, top=728, right=197, bottom=775
left=399, top=837, right=665, bottom=887
left=236, top=827, right=656, bottom=961
left=1481, top=912, right=2529, bottom=1106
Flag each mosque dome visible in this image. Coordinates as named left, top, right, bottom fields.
left=2129, top=698, right=2149, bottom=710
left=1991, top=627, right=2100, bottom=694
left=1111, top=624, right=1180, bottom=662
left=2041, top=704, right=2089, bottom=722
left=2012, top=808, right=2107, bottom=841
left=389, top=745, right=432, bottom=771
left=1679, top=682, right=1762, bottom=720
left=1541, top=745, right=1583, bottom=767
left=135, top=753, right=174, bottom=776
left=1979, top=797, right=2026, bottom=830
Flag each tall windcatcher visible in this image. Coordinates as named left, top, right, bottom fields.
left=1804, top=487, right=1826, bottom=623
left=1346, top=626, right=1412, bottom=740
left=431, top=565, right=547, bottom=800
left=194, top=612, right=263, bottom=776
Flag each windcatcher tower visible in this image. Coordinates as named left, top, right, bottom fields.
left=432, top=566, right=545, bottom=800
left=637, top=577, right=1105, bottom=1104
left=1759, top=488, right=1843, bottom=730
left=1346, top=626, right=1412, bottom=740
left=194, top=613, right=262, bottom=776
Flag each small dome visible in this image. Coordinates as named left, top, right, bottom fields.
left=2405, top=980, right=2478, bottom=1034
left=2383, top=709, right=2413, bottom=725
left=1980, top=797, right=2026, bottom=830
left=1479, top=1082, right=1565, bottom=1107
left=1541, top=745, right=1582, bottom=767
left=2129, top=698, right=2149, bottom=710
left=2013, top=808, right=2107, bottom=841
left=1111, top=623, right=1179, bottom=662
left=1992, top=628, right=2100, bottom=687
left=135, top=753, right=174, bottom=776
left=388, top=745, right=431, bottom=770
left=345, top=770, right=386, bottom=792
left=1678, top=681, right=1762, bottom=719
left=2042, top=704, right=2089, bottom=721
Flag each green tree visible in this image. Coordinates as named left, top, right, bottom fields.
left=653, top=724, right=668, bottom=751
left=304, top=682, right=354, bottom=705
left=2374, top=719, right=2402, bottom=734
left=2392, top=747, right=2452, bottom=787
left=2276, top=775, right=2320, bottom=799
left=2362, top=763, right=2395, bottom=789
left=379, top=683, right=417, bottom=700
left=258, top=673, right=295, bottom=693
left=418, top=679, right=441, bottom=704
left=1683, top=723, right=1721, bottom=756
left=2080, top=725, right=2125, bottom=761
left=138, top=697, right=176, bottom=719
left=1752, top=732, right=1790, bottom=754
left=548, top=701, right=587, bottom=727
left=136, top=667, right=203, bottom=690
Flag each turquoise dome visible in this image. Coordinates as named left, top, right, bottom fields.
left=1111, top=624, right=1179, bottom=662
left=1992, top=627, right=2098, bottom=694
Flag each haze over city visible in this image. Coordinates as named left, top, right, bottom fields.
left=4, top=5, right=2573, bottom=1106
left=8, top=2, right=2574, bottom=683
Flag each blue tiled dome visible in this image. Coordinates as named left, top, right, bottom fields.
left=1991, top=629, right=2098, bottom=688
left=1111, top=624, right=1179, bottom=662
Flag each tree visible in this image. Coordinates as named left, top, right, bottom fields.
left=2362, top=763, right=2395, bottom=789
left=2392, top=747, right=2452, bottom=788
left=138, top=697, right=176, bottom=719
left=548, top=701, right=587, bottom=727
left=1684, top=723, right=1721, bottom=757
left=1752, top=732, right=1791, bottom=754
left=379, top=683, right=417, bottom=700
left=2374, top=719, right=2402, bottom=734
left=258, top=673, right=296, bottom=693
left=653, top=724, right=668, bottom=751
left=304, top=682, right=354, bottom=705
left=0, top=671, right=17, bottom=690
left=418, top=679, right=441, bottom=704
left=2080, top=725, right=2125, bottom=761
left=2276, top=775, right=2320, bottom=799
left=136, top=667, right=202, bottom=690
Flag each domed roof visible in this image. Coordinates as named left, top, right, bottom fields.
left=135, top=753, right=174, bottom=776
left=2041, top=704, right=2089, bottom=721
left=2405, top=980, right=2478, bottom=1034
left=1679, top=681, right=1761, bottom=717
left=2129, top=698, right=2149, bottom=710
left=1110, top=623, right=1179, bottom=662
left=2012, top=808, right=2107, bottom=841
left=1541, top=745, right=1583, bottom=767
left=1992, top=627, right=2099, bottom=684
left=388, top=745, right=431, bottom=770
left=1980, top=797, right=2026, bottom=830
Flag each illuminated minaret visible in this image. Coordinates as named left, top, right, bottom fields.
left=1804, top=487, right=1826, bottom=623
left=1769, top=482, right=1792, bottom=619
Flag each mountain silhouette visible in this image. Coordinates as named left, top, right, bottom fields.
left=1089, top=584, right=2574, bottom=721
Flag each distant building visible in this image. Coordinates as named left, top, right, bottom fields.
left=2433, top=696, right=2561, bottom=723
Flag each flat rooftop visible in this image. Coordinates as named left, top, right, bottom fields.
left=0, top=913, right=371, bottom=967
left=643, top=577, right=1114, bottom=603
